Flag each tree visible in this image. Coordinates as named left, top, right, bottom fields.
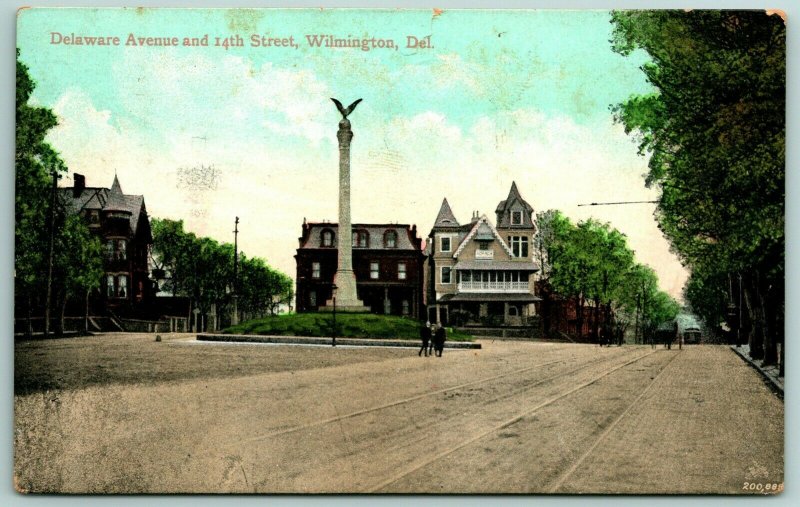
left=611, top=11, right=785, bottom=364
left=53, top=213, right=104, bottom=333
left=150, top=217, right=294, bottom=328
left=16, top=50, right=102, bottom=336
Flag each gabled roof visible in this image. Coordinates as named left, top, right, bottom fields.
left=60, top=176, right=147, bottom=235
left=496, top=181, right=536, bottom=229
left=433, top=198, right=459, bottom=228
left=453, top=214, right=513, bottom=258
left=475, top=222, right=495, bottom=241
left=495, top=181, right=532, bottom=213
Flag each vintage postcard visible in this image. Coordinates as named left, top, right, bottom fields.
left=13, top=7, right=784, bottom=494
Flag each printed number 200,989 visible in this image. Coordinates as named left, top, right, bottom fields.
left=743, top=482, right=783, bottom=493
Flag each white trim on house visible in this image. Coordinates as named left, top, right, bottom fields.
left=453, top=215, right=513, bottom=258
left=440, top=265, right=453, bottom=284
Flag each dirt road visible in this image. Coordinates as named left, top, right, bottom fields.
left=14, top=336, right=784, bottom=494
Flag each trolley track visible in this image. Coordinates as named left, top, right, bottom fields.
left=240, top=346, right=639, bottom=445
left=366, top=348, right=666, bottom=492
left=545, top=349, right=682, bottom=492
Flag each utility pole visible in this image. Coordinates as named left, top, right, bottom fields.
left=231, top=216, right=239, bottom=326
left=44, top=169, right=59, bottom=337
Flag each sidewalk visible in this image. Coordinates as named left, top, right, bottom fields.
left=730, top=344, right=783, bottom=394
left=198, top=333, right=482, bottom=349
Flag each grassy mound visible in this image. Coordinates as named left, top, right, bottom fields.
left=223, top=313, right=473, bottom=341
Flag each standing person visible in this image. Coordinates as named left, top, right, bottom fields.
left=428, top=322, right=436, bottom=356
left=419, top=321, right=431, bottom=357
left=434, top=324, right=446, bottom=357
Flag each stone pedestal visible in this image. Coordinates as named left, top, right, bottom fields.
left=323, top=116, right=369, bottom=312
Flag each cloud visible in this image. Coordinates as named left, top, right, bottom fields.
left=44, top=67, right=688, bottom=299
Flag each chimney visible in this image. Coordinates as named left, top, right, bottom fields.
left=73, top=173, right=86, bottom=198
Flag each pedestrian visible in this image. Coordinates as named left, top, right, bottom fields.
left=428, top=322, right=436, bottom=356
left=419, top=320, right=431, bottom=356
left=434, top=324, right=446, bottom=357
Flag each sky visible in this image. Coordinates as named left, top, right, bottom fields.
left=17, top=7, right=690, bottom=299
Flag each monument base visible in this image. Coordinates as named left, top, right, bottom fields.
left=318, top=304, right=371, bottom=313
left=321, top=269, right=368, bottom=312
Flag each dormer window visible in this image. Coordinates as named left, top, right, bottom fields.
left=384, top=230, right=398, bottom=248
left=352, top=230, right=369, bottom=248
left=511, top=211, right=523, bottom=225
left=321, top=229, right=335, bottom=247
left=87, top=210, right=100, bottom=226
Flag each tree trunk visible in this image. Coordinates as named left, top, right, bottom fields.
left=634, top=291, right=641, bottom=344
left=84, top=289, right=90, bottom=334
left=759, top=271, right=778, bottom=366
left=57, top=291, right=67, bottom=335
left=26, top=295, right=34, bottom=338
left=576, top=294, right=585, bottom=340
left=743, top=280, right=763, bottom=360
left=44, top=170, right=58, bottom=337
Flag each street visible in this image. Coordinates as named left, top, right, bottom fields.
left=14, top=335, right=784, bottom=493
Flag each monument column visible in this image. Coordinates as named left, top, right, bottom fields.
left=324, top=98, right=368, bottom=311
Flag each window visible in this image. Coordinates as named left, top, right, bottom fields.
left=397, top=262, right=407, bottom=280
left=370, top=262, right=380, bottom=279
left=441, top=266, right=452, bottom=284
left=353, top=230, right=369, bottom=248
left=106, top=274, right=115, bottom=297
left=107, top=239, right=127, bottom=260
left=88, top=210, right=100, bottom=225
left=117, top=239, right=127, bottom=260
left=402, top=300, right=410, bottom=315
left=508, top=306, right=519, bottom=316
left=510, top=236, right=529, bottom=258
left=384, top=230, right=398, bottom=248
left=321, top=230, right=334, bottom=247
left=312, top=262, right=321, bottom=279
left=478, top=241, right=490, bottom=250
left=309, top=290, right=317, bottom=307
left=117, top=275, right=128, bottom=298
left=511, top=211, right=523, bottom=225
left=440, top=236, right=451, bottom=252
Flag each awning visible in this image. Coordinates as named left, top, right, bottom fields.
left=439, top=293, right=541, bottom=303
left=454, top=260, right=539, bottom=271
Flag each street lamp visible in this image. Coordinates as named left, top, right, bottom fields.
left=331, top=283, right=338, bottom=347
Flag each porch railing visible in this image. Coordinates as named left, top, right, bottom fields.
left=457, top=281, right=529, bottom=293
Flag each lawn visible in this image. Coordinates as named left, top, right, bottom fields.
left=223, top=313, right=473, bottom=341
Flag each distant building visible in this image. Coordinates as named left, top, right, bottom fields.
left=426, top=182, right=541, bottom=326
left=295, top=222, right=425, bottom=318
left=60, top=173, right=156, bottom=317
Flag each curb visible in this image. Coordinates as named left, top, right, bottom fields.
left=197, top=333, right=482, bottom=349
left=730, top=346, right=783, bottom=396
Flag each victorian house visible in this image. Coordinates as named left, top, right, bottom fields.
left=295, top=221, right=425, bottom=318
left=426, top=182, right=540, bottom=326
left=60, top=173, right=156, bottom=317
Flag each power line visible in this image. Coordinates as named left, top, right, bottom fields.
left=577, top=200, right=658, bottom=207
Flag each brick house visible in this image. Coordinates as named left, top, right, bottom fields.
left=425, top=182, right=541, bottom=326
left=60, top=173, right=156, bottom=317
left=295, top=221, right=425, bottom=318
